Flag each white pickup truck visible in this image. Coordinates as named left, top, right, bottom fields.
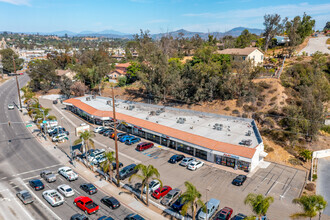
left=58, top=167, right=78, bottom=181
left=42, top=190, right=64, bottom=207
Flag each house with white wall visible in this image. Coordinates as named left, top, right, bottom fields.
left=217, top=47, right=264, bottom=66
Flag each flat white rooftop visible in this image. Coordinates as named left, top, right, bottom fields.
left=75, top=96, right=262, bottom=148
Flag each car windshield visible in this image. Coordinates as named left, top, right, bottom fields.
left=165, top=193, right=173, bottom=199
left=65, top=188, right=73, bottom=192
left=219, top=213, right=226, bottom=218
left=22, top=193, right=31, bottom=199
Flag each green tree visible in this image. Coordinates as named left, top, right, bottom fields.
left=297, top=13, right=315, bottom=40
left=73, top=130, right=95, bottom=154
left=292, top=195, right=327, bottom=220
left=0, top=48, right=24, bottom=73
left=235, top=29, right=257, bottom=48
left=27, top=59, right=58, bottom=92
left=21, top=86, right=36, bottom=106
left=244, top=193, right=274, bottom=219
left=263, top=14, right=287, bottom=52
left=60, top=75, right=73, bottom=98
left=129, top=164, right=161, bottom=206
left=324, top=21, right=330, bottom=32
left=100, top=151, right=116, bottom=182
left=126, top=62, right=140, bottom=84
left=117, top=76, right=127, bottom=87
left=180, top=181, right=206, bottom=220
left=299, top=150, right=313, bottom=162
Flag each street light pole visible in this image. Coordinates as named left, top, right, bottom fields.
left=112, top=87, right=120, bottom=187
left=12, top=56, right=22, bottom=110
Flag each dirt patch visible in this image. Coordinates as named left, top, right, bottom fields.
left=35, top=89, right=61, bottom=97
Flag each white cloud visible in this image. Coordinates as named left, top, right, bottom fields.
left=0, top=0, right=30, bottom=5
left=183, top=2, right=330, bottom=19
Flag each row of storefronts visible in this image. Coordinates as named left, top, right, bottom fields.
left=65, top=103, right=258, bottom=172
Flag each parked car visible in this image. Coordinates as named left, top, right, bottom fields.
left=214, top=207, right=233, bottom=220
left=110, top=132, right=126, bottom=139
left=135, top=142, right=153, bottom=151
left=42, top=189, right=64, bottom=207
left=47, top=126, right=63, bottom=134
left=126, top=137, right=141, bottom=145
left=187, top=160, right=204, bottom=171
left=112, top=162, right=123, bottom=170
left=57, top=184, right=75, bottom=197
left=52, top=133, right=68, bottom=142
left=119, top=135, right=134, bottom=143
left=161, top=188, right=181, bottom=206
left=179, top=157, right=196, bottom=167
left=91, top=154, right=106, bottom=165
left=70, top=213, right=89, bottom=220
left=101, top=196, right=121, bottom=209
left=232, top=175, right=247, bottom=186
left=143, top=180, right=161, bottom=194
left=103, top=129, right=114, bottom=137
left=16, top=190, right=33, bottom=204
left=80, top=183, right=98, bottom=195
left=93, top=126, right=104, bottom=133
left=231, top=213, right=247, bottom=220
left=168, top=154, right=185, bottom=164
left=29, top=179, right=44, bottom=191
left=8, top=104, right=14, bottom=110
left=74, top=196, right=99, bottom=215
left=97, top=216, right=114, bottom=220
left=197, top=198, right=220, bottom=220
left=171, top=197, right=187, bottom=212
left=87, top=149, right=105, bottom=162
left=124, top=214, right=145, bottom=220
left=58, top=167, right=78, bottom=181
left=49, top=128, right=69, bottom=137
left=40, top=170, right=56, bottom=183
left=152, top=186, right=172, bottom=199
left=119, top=164, right=138, bottom=180
left=99, top=128, right=110, bottom=134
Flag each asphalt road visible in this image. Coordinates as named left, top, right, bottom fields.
left=0, top=76, right=133, bottom=220
left=317, top=157, right=330, bottom=216
left=299, top=35, right=330, bottom=55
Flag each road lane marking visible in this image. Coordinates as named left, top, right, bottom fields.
left=12, top=164, right=62, bottom=177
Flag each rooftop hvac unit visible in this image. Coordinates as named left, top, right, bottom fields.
left=155, top=110, right=161, bottom=116
left=241, top=139, right=252, bottom=146
left=150, top=111, right=156, bottom=116
left=92, top=95, right=96, bottom=99
left=86, top=97, right=91, bottom=101
left=128, top=105, right=135, bottom=110
left=246, top=130, right=252, bottom=136
left=106, top=100, right=112, bottom=105
left=177, top=117, right=186, bottom=124
left=213, top=123, right=223, bottom=130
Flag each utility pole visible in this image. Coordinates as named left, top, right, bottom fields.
left=12, top=56, right=22, bottom=110
left=112, top=87, right=120, bottom=186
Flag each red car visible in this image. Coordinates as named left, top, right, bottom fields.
left=215, top=207, right=233, bottom=220
left=152, top=186, right=172, bottom=199
left=74, top=196, right=99, bottom=215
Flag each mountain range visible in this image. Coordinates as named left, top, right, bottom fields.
left=1, top=27, right=263, bottom=39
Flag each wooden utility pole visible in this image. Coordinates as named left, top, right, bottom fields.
left=12, top=56, right=22, bottom=110
left=112, top=87, right=120, bottom=186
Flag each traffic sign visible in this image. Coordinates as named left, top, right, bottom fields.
left=26, top=124, right=32, bottom=127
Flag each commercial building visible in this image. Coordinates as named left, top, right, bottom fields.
left=63, top=95, right=267, bottom=172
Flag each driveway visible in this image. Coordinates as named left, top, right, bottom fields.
left=317, top=157, right=330, bottom=216
left=299, top=35, right=329, bottom=55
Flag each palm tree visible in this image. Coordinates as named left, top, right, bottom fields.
left=100, top=151, right=115, bottom=182
left=129, top=164, right=161, bottom=206
left=21, top=86, right=36, bottom=106
left=292, top=195, right=328, bottom=220
left=244, top=193, right=274, bottom=219
left=299, top=150, right=313, bottom=162
left=180, top=181, right=206, bottom=220
left=73, top=130, right=95, bottom=154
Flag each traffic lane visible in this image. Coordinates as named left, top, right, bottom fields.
left=23, top=169, right=133, bottom=220
left=317, top=157, right=330, bottom=216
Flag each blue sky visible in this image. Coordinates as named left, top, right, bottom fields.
left=0, top=0, right=329, bottom=34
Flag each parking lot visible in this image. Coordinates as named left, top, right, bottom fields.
left=41, top=97, right=307, bottom=219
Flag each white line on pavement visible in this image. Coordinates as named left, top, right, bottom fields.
left=52, top=104, right=141, bottom=163
left=18, top=179, right=62, bottom=220
left=12, top=164, right=62, bottom=177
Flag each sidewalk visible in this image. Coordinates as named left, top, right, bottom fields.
left=19, top=107, right=168, bottom=220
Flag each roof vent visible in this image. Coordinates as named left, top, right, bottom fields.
left=106, top=100, right=112, bottom=105
left=213, top=123, right=223, bottom=131
left=246, top=130, right=252, bottom=136
left=86, top=97, right=91, bottom=101
left=92, top=95, right=96, bottom=99
left=241, top=139, right=252, bottom=146
left=128, top=105, right=135, bottom=110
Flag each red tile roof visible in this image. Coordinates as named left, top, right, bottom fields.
left=64, top=98, right=256, bottom=159
left=116, top=62, right=130, bottom=68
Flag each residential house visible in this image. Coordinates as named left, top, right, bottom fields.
left=217, top=47, right=264, bottom=66
left=55, top=69, right=76, bottom=80
left=107, top=62, right=131, bottom=81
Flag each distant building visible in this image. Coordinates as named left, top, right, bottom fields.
left=217, top=47, right=264, bottom=66
left=274, top=36, right=290, bottom=45
left=55, top=69, right=76, bottom=80
left=107, top=62, right=131, bottom=81
left=0, top=37, right=7, bottom=50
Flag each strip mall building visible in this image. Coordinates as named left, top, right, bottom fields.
left=63, top=96, right=267, bottom=172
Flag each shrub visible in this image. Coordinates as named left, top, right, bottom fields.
left=270, top=96, right=277, bottom=102
left=257, top=101, right=263, bottom=107
left=269, top=102, right=275, bottom=106
left=258, top=95, right=266, bottom=102
left=258, top=81, right=272, bottom=89
left=117, top=76, right=127, bottom=87
left=320, top=125, right=330, bottom=134
left=280, top=101, right=284, bottom=105
left=243, top=105, right=258, bottom=112
left=268, top=88, right=277, bottom=94
left=262, top=117, right=276, bottom=128
left=312, top=174, right=317, bottom=181
left=288, top=157, right=301, bottom=165
left=305, top=183, right=315, bottom=191
left=236, top=98, right=244, bottom=107
left=242, top=113, right=248, bottom=118
left=224, top=106, right=230, bottom=111
left=264, top=144, right=274, bottom=153
left=232, top=109, right=240, bottom=114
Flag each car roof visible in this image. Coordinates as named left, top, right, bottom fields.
left=31, top=179, right=43, bottom=184
left=59, top=184, right=71, bottom=189
left=207, top=198, right=220, bottom=207
left=77, top=196, right=92, bottom=202
left=221, top=207, right=233, bottom=212
left=19, top=190, right=29, bottom=194
left=169, top=188, right=181, bottom=194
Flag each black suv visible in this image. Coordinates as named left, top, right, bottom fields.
left=80, top=183, right=98, bottom=195
left=168, top=154, right=185, bottom=164
left=119, top=164, right=137, bottom=180
left=232, top=175, right=247, bottom=186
